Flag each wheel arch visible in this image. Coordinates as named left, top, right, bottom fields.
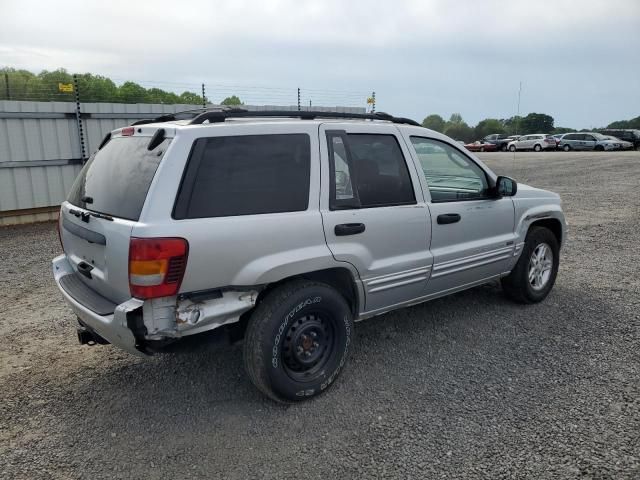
left=529, top=218, right=563, bottom=247
left=254, top=267, right=362, bottom=318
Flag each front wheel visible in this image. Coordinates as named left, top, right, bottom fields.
left=502, top=227, right=560, bottom=304
left=243, top=280, right=354, bottom=403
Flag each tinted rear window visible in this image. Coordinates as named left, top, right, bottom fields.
left=67, top=136, right=169, bottom=221
left=174, top=134, right=310, bottom=219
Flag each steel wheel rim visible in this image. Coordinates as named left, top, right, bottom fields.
left=528, top=242, right=553, bottom=291
left=281, top=311, right=336, bottom=382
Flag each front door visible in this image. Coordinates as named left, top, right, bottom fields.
left=403, top=135, right=516, bottom=296
left=319, top=123, right=432, bottom=313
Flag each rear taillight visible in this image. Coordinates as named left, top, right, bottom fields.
left=128, top=237, right=189, bottom=299
left=121, top=126, right=135, bottom=136
left=56, top=210, right=64, bottom=252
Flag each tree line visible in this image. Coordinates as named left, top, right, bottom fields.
left=422, top=112, right=640, bottom=143
left=0, top=68, right=243, bottom=105
left=1, top=68, right=637, bottom=134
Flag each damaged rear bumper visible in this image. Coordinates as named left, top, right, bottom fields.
left=52, top=254, right=146, bottom=356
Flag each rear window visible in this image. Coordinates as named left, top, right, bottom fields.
left=173, top=134, right=310, bottom=219
left=67, top=136, right=170, bottom=221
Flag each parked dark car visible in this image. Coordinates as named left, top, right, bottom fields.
left=482, top=134, right=512, bottom=152
left=599, top=129, right=640, bottom=150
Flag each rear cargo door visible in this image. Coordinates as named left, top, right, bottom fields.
left=60, top=133, right=171, bottom=304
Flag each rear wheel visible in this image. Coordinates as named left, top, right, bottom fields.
left=243, top=280, right=354, bottom=403
left=502, top=227, right=560, bottom=304
left=533, top=144, right=542, bottom=152
left=509, top=145, right=516, bottom=152
left=563, top=144, right=571, bottom=152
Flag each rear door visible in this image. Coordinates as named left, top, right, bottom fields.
left=60, top=132, right=171, bottom=303
left=402, top=134, right=516, bottom=295
left=518, top=135, right=533, bottom=150
left=319, top=123, right=432, bottom=313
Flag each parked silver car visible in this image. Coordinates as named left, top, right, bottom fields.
left=52, top=110, right=566, bottom=402
left=507, top=134, right=556, bottom=152
left=557, top=132, right=617, bottom=151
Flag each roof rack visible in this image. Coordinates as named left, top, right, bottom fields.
left=132, top=108, right=421, bottom=127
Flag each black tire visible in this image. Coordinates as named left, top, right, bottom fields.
left=509, top=145, right=516, bottom=152
left=563, top=144, right=571, bottom=152
left=243, top=280, right=354, bottom=403
left=533, top=144, right=542, bottom=152
left=501, top=144, right=508, bottom=152
left=480, top=146, right=485, bottom=152
left=594, top=145, right=604, bottom=151
left=501, top=227, right=560, bottom=304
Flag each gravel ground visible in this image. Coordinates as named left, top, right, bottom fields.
left=1, top=151, right=639, bottom=479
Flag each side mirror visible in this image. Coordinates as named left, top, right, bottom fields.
left=496, top=176, right=517, bottom=197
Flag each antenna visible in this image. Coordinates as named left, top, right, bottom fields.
left=513, top=81, right=523, bottom=168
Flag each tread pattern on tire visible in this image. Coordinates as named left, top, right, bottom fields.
left=502, top=226, right=559, bottom=304
left=243, top=279, right=349, bottom=403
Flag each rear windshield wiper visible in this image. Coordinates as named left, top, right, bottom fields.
left=68, top=208, right=113, bottom=222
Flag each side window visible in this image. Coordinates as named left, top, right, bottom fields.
left=410, top=137, right=489, bottom=202
left=565, top=134, right=577, bottom=140
left=327, top=133, right=415, bottom=209
left=174, top=134, right=310, bottom=219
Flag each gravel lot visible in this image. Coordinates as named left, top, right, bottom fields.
left=1, top=151, right=639, bottom=479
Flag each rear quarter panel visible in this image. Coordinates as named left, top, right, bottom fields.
left=134, top=122, right=346, bottom=293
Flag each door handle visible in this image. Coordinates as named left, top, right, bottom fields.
left=437, top=213, right=461, bottom=225
left=335, top=223, right=366, bottom=236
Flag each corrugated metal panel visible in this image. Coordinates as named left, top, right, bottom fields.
left=0, top=101, right=366, bottom=226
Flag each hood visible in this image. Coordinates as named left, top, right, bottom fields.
left=514, top=183, right=560, bottom=200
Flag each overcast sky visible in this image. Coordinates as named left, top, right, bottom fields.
left=1, top=0, right=639, bottom=128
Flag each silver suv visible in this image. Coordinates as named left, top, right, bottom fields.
left=52, top=110, right=566, bottom=402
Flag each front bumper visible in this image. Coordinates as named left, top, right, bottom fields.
left=52, top=254, right=146, bottom=356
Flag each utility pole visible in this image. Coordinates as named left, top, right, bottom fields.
left=371, top=91, right=376, bottom=113
left=515, top=81, right=522, bottom=136
left=201, top=83, right=206, bottom=108
left=4, top=73, right=9, bottom=100
left=297, top=88, right=301, bottom=111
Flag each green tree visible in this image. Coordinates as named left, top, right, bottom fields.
left=520, top=113, right=554, bottom=134
left=552, top=126, right=576, bottom=134
left=147, top=88, right=180, bottom=104
left=179, top=91, right=203, bottom=104
left=448, top=113, right=463, bottom=124
left=0, top=68, right=44, bottom=100
left=75, top=73, right=118, bottom=102
left=607, top=116, right=640, bottom=129
left=501, top=116, right=523, bottom=135
left=444, top=122, right=474, bottom=143
left=117, top=81, right=148, bottom=103
left=221, top=95, right=243, bottom=106
left=474, top=118, right=504, bottom=139
left=421, top=114, right=445, bottom=132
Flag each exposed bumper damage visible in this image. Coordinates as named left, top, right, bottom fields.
left=52, top=254, right=259, bottom=355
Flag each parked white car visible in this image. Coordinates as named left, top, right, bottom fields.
left=507, top=134, right=556, bottom=152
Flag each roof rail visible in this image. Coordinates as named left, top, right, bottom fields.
left=188, top=109, right=421, bottom=126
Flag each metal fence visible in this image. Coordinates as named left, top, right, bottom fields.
left=0, top=100, right=366, bottom=225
